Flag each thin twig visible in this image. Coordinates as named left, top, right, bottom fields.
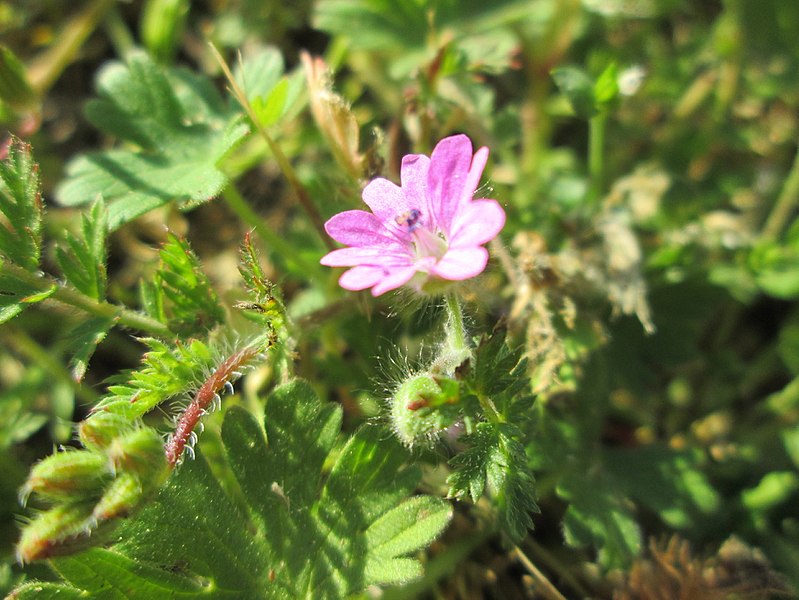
left=513, top=545, right=569, bottom=600
left=208, top=43, right=335, bottom=251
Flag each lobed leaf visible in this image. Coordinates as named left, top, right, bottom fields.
left=55, top=52, right=249, bottom=229
left=55, top=199, right=108, bottom=301
left=0, top=137, right=42, bottom=271
left=448, top=422, right=538, bottom=542
left=141, top=234, right=225, bottom=336
left=18, top=380, right=451, bottom=598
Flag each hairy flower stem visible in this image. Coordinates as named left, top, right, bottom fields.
left=445, top=294, right=466, bottom=355
left=443, top=295, right=500, bottom=422
left=165, top=346, right=259, bottom=467
left=2, top=262, right=172, bottom=338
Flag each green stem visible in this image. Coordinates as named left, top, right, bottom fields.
left=220, top=184, right=321, bottom=277
left=587, top=113, right=607, bottom=205
left=209, top=44, right=334, bottom=251
left=763, top=143, right=799, bottom=241
left=443, top=294, right=501, bottom=422
left=3, top=263, right=172, bottom=338
left=445, top=293, right=466, bottom=354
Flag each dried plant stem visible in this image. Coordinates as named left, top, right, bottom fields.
left=513, top=546, right=569, bottom=600
left=208, top=43, right=335, bottom=251
left=165, top=346, right=260, bottom=466
left=2, top=262, right=171, bottom=338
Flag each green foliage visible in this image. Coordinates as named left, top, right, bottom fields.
left=55, top=199, right=108, bottom=302
left=140, top=234, right=225, bottom=336
left=551, top=62, right=619, bottom=120
left=448, top=422, right=538, bottom=542
left=557, top=471, right=642, bottom=570
left=55, top=52, right=249, bottom=229
left=0, top=137, right=42, bottom=272
left=14, top=381, right=451, bottom=598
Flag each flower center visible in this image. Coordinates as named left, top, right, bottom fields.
left=394, top=208, right=448, bottom=261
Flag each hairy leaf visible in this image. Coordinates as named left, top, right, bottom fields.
left=140, top=234, right=224, bottom=336
left=55, top=199, right=108, bottom=301
left=17, top=380, right=451, bottom=598
left=448, top=422, right=538, bottom=542
left=0, top=137, right=42, bottom=271
left=55, top=52, right=249, bottom=229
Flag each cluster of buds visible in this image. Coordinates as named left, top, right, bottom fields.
left=16, top=413, right=168, bottom=563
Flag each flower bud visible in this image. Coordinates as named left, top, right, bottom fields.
left=92, top=473, right=146, bottom=522
left=391, top=374, right=461, bottom=447
left=78, top=412, right=132, bottom=451
left=20, top=450, right=110, bottom=505
left=106, top=426, right=167, bottom=477
left=16, top=502, right=95, bottom=564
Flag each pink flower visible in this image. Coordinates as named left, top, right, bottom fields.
left=320, top=134, right=506, bottom=296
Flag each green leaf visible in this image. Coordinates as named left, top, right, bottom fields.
left=603, top=445, right=720, bottom=530
left=448, top=422, right=538, bottom=542
left=0, top=45, right=38, bottom=112
left=0, top=136, right=42, bottom=270
left=557, top=471, right=642, bottom=569
left=63, top=316, right=115, bottom=382
left=141, top=234, right=225, bottom=336
left=0, top=269, right=55, bottom=324
left=21, top=380, right=450, bottom=598
left=55, top=52, right=249, bottom=229
left=551, top=66, right=597, bottom=119
left=55, top=199, right=108, bottom=301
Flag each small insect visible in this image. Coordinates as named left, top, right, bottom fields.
left=394, top=208, right=422, bottom=230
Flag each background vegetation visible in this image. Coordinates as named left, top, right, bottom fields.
left=1, top=0, right=798, bottom=597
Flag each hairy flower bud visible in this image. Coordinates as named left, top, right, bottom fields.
left=92, top=473, right=146, bottom=522
left=16, top=502, right=95, bottom=564
left=107, top=426, right=167, bottom=477
left=20, top=450, right=110, bottom=505
left=78, top=412, right=132, bottom=451
left=391, top=374, right=461, bottom=447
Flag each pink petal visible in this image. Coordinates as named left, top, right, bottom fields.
left=339, top=266, right=386, bottom=290
left=325, top=210, right=400, bottom=247
left=427, top=135, right=474, bottom=232
left=320, top=246, right=411, bottom=267
left=361, top=177, right=409, bottom=223
left=371, top=265, right=419, bottom=296
left=432, top=247, right=489, bottom=280
left=449, top=200, right=506, bottom=248
left=400, top=154, right=431, bottom=227
left=461, top=146, right=489, bottom=207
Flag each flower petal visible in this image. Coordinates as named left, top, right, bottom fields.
left=338, top=266, right=386, bottom=291
left=371, top=265, right=419, bottom=296
left=427, top=135, right=474, bottom=232
left=449, top=199, right=506, bottom=248
left=461, top=146, right=489, bottom=207
left=400, top=154, right=431, bottom=227
left=324, top=210, right=399, bottom=247
left=321, top=246, right=411, bottom=267
left=361, top=177, right=408, bottom=223
left=432, top=247, right=489, bottom=280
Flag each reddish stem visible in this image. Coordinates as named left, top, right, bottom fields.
left=165, top=347, right=258, bottom=467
